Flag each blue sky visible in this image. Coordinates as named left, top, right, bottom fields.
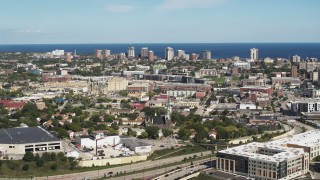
left=0, top=0, right=319, bottom=44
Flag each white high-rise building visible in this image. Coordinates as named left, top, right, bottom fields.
left=165, top=47, right=174, bottom=60
left=52, top=49, right=65, bottom=56
left=141, top=47, right=148, bottom=59
left=293, top=55, right=301, bottom=62
left=250, top=48, right=259, bottom=61
left=128, top=46, right=135, bottom=58
left=202, top=50, right=212, bottom=60
left=176, top=50, right=185, bottom=58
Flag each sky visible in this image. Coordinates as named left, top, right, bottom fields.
left=0, top=0, right=320, bottom=44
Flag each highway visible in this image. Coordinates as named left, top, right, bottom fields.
left=109, top=158, right=213, bottom=180
left=35, top=151, right=213, bottom=180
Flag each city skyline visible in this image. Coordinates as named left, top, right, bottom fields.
left=0, top=0, right=320, bottom=44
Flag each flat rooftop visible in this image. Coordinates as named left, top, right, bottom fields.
left=120, top=138, right=150, bottom=148
left=0, top=126, right=60, bottom=144
left=219, top=142, right=304, bottom=163
left=267, top=130, right=320, bottom=147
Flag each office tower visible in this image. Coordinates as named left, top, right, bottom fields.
left=66, top=52, right=72, bottom=62
left=293, top=55, right=301, bottom=63
left=291, top=65, right=298, bottom=78
left=176, top=50, right=185, bottom=58
left=94, top=49, right=102, bottom=58
left=202, top=50, right=212, bottom=60
left=102, top=49, right=111, bottom=59
left=128, top=46, right=135, bottom=58
left=148, top=51, right=154, bottom=61
left=141, top=47, right=148, bottom=59
left=250, top=48, right=259, bottom=61
left=191, top=53, right=199, bottom=61
left=165, top=47, right=174, bottom=60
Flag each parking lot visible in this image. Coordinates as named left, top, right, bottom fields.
left=144, top=137, right=179, bottom=151
left=63, top=140, right=136, bottom=160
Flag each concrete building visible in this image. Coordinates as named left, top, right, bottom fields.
left=141, top=47, right=148, bottom=59
left=217, top=141, right=309, bottom=180
left=176, top=50, right=185, bottom=59
left=293, top=55, right=301, bottom=63
left=250, top=48, right=259, bottom=61
left=240, top=86, right=273, bottom=96
left=159, top=83, right=211, bottom=93
left=120, top=138, right=152, bottom=154
left=107, top=77, right=128, bottom=92
left=148, top=51, right=154, bottom=61
left=291, top=99, right=320, bottom=115
left=198, top=69, right=218, bottom=77
left=234, top=61, right=251, bottom=70
left=52, top=49, right=64, bottom=57
left=291, top=65, right=298, bottom=78
left=94, top=49, right=102, bottom=58
left=66, top=52, right=72, bottom=62
left=0, top=126, right=62, bottom=160
left=271, top=77, right=301, bottom=85
left=165, top=47, right=174, bottom=60
left=202, top=50, right=212, bottom=60
left=128, top=46, right=135, bottom=58
left=102, top=49, right=111, bottom=59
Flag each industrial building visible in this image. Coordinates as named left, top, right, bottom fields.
left=0, top=126, right=62, bottom=160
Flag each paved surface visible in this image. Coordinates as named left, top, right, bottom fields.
left=35, top=151, right=213, bottom=180
left=109, top=158, right=213, bottom=180
left=153, top=165, right=208, bottom=180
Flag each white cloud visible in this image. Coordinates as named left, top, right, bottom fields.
left=156, top=0, right=227, bottom=11
left=103, top=4, right=135, bottom=13
left=14, top=29, right=44, bottom=34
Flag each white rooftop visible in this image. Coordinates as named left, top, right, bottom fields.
left=267, top=129, right=320, bottom=147
left=220, top=142, right=305, bottom=163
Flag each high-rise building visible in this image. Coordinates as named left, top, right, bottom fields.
left=94, top=49, right=102, bottom=58
left=293, top=55, right=301, bottom=62
left=128, top=46, right=135, bottom=58
left=141, top=47, right=148, bottom=59
left=191, top=53, right=199, bottom=61
left=66, top=52, right=72, bottom=62
left=250, top=48, right=259, bottom=61
left=202, top=50, right=212, bottom=60
left=102, top=49, right=111, bottom=59
left=148, top=51, right=154, bottom=61
left=176, top=50, right=185, bottom=59
left=165, top=47, right=174, bottom=60
left=291, top=65, right=298, bottom=78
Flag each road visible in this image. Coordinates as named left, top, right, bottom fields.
left=152, top=165, right=208, bottom=180
left=109, top=158, right=213, bottom=180
left=35, top=151, right=213, bottom=180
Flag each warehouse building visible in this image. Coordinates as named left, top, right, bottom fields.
left=0, top=126, right=62, bottom=160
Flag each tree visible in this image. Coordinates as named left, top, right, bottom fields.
left=22, top=164, right=29, bottom=171
left=178, top=128, right=191, bottom=140
left=140, top=132, right=149, bottom=139
left=23, top=152, right=34, bottom=162
left=36, top=158, right=44, bottom=167
left=50, top=152, right=57, bottom=161
left=145, top=126, right=160, bottom=139
left=51, top=164, right=58, bottom=170
left=111, top=122, right=119, bottom=130
left=162, top=128, right=173, bottom=137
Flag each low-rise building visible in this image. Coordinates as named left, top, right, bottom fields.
left=0, top=126, right=62, bottom=160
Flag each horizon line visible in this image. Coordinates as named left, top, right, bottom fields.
left=1, top=42, right=320, bottom=45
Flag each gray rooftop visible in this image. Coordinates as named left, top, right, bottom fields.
left=120, top=138, right=150, bottom=148
left=0, top=126, right=60, bottom=144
